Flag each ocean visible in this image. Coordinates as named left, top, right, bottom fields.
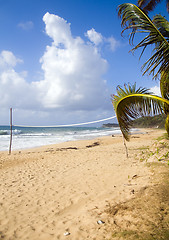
left=0, top=125, right=122, bottom=151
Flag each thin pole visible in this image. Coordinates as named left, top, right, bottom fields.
left=123, top=136, right=128, bottom=158
left=9, top=108, right=12, bottom=155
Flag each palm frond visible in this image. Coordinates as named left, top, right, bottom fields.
left=112, top=83, right=169, bottom=141
left=118, top=3, right=169, bottom=79
left=153, top=14, right=169, bottom=39
left=138, top=0, right=162, bottom=13
left=160, top=72, right=169, bottom=99
left=138, top=0, right=169, bottom=13
left=167, top=0, right=169, bottom=12
left=160, top=71, right=169, bottom=113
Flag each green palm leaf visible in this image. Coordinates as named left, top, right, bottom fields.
left=160, top=72, right=169, bottom=100
left=112, top=83, right=169, bottom=141
left=138, top=0, right=169, bottom=13
left=118, top=3, right=169, bottom=79
left=160, top=71, right=169, bottom=114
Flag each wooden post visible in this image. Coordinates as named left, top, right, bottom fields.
left=9, top=108, right=12, bottom=155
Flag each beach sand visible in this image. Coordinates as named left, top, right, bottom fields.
left=0, top=128, right=166, bottom=240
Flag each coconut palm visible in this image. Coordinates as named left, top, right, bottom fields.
left=118, top=3, right=169, bottom=79
left=138, top=0, right=169, bottom=13
left=114, top=3, right=169, bottom=139
left=112, top=83, right=169, bottom=141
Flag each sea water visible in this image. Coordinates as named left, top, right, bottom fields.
left=0, top=125, right=122, bottom=151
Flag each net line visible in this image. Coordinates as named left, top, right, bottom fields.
left=13, top=116, right=117, bottom=128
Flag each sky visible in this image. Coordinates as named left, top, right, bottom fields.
left=0, top=0, right=168, bottom=126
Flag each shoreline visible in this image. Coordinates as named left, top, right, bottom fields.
left=0, top=127, right=155, bottom=154
left=0, top=125, right=121, bottom=152
left=0, top=126, right=150, bottom=153
left=0, top=128, right=166, bottom=239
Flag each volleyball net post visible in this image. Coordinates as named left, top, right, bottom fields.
left=9, top=108, right=13, bottom=155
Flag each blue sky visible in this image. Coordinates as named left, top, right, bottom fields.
left=0, top=0, right=168, bottom=126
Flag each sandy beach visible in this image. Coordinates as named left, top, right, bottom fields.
left=0, top=128, right=167, bottom=240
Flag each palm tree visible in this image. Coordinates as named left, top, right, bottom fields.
left=112, top=83, right=169, bottom=141
left=113, top=3, right=169, bottom=139
left=118, top=3, right=169, bottom=79
left=137, top=0, right=169, bottom=13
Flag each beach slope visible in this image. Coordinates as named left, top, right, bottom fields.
left=0, top=129, right=167, bottom=240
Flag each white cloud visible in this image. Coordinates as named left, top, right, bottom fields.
left=18, top=21, right=34, bottom=30
left=107, top=37, right=120, bottom=52
left=86, top=28, right=119, bottom=52
left=43, top=13, right=72, bottom=47
left=86, top=28, right=103, bottom=45
left=0, top=13, right=116, bottom=125
left=0, top=51, right=22, bottom=68
left=150, top=84, right=161, bottom=96
left=0, top=51, right=37, bottom=110
left=35, top=12, right=109, bottom=111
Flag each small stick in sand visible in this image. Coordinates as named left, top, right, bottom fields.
left=123, top=136, right=128, bottom=158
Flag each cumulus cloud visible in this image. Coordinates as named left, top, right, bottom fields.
left=0, top=13, right=117, bottom=124
left=86, top=28, right=119, bottom=52
left=18, top=21, right=34, bottom=30
left=0, top=51, right=37, bottom=110
left=35, top=12, right=109, bottom=111
left=43, top=13, right=72, bottom=47
left=0, top=50, right=22, bottom=68
left=107, top=37, right=120, bottom=51
left=150, top=84, right=161, bottom=96
left=86, top=28, right=103, bottom=45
